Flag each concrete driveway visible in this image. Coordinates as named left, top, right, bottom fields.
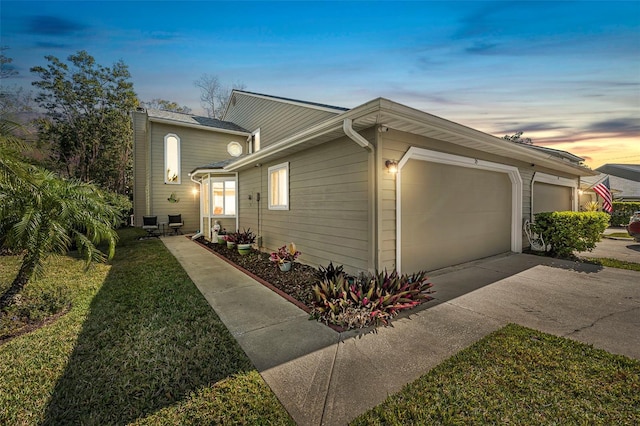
left=577, top=235, right=640, bottom=263
left=163, top=237, right=640, bottom=426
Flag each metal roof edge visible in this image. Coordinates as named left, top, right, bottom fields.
left=148, top=116, right=250, bottom=136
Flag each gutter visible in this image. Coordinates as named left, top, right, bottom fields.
left=343, top=118, right=372, bottom=150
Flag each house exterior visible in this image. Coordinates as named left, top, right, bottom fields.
left=133, top=90, right=597, bottom=274
left=579, top=164, right=640, bottom=208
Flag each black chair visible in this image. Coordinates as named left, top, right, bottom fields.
left=141, top=216, right=159, bottom=239
left=168, top=214, right=184, bottom=235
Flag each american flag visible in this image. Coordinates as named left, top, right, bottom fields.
left=593, top=177, right=613, bottom=213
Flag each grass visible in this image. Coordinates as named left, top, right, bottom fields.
left=0, top=228, right=293, bottom=425
left=352, top=323, right=640, bottom=425
left=581, top=257, right=640, bottom=272
left=605, top=232, right=633, bottom=239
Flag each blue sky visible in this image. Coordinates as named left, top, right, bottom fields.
left=2, top=1, right=639, bottom=167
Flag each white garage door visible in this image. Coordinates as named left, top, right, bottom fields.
left=401, top=159, right=512, bottom=273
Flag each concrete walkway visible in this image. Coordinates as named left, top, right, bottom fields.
left=162, top=236, right=640, bottom=426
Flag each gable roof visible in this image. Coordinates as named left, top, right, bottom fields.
left=144, top=108, right=249, bottom=135
left=222, top=90, right=349, bottom=119
left=595, top=164, right=640, bottom=182
left=190, top=158, right=240, bottom=174
left=222, top=97, right=596, bottom=177
left=520, top=144, right=585, bottom=164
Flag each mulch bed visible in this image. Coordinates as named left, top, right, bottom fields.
left=194, top=237, right=318, bottom=308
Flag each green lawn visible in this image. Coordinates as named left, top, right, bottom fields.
left=351, top=323, right=640, bottom=425
left=605, top=232, right=633, bottom=239
left=582, top=257, right=640, bottom=272
left=0, top=228, right=293, bottom=425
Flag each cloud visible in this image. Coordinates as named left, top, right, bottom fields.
left=465, top=42, right=499, bottom=54
left=35, top=41, right=70, bottom=49
left=496, top=121, right=568, bottom=135
left=27, top=15, right=87, bottom=36
left=586, top=118, right=640, bottom=134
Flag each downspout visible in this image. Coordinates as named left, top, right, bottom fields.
left=343, top=118, right=377, bottom=273
left=343, top=118, right=372, bottom=150
left=190, top=173, right=204, bottom=240
left=530, top=171, right=537, bottom=222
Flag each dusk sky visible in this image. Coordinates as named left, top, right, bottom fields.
left=2, top=1, right=639, bottom=168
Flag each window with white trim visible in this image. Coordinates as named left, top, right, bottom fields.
left=211, top=178, right=236, bottom=216
left=268, top=162, right=289, bottom=210
left=164, top=133, right=181, bottom=184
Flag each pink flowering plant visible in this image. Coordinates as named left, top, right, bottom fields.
left=269, top=243, right=301, bottom=265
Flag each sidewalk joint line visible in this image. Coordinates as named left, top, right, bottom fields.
left=319, top=339, right=340, bottom=426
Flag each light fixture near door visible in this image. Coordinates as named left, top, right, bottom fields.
left=385, top=160, right=398, bottom=174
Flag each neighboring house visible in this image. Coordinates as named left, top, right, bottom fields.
left=133, top=90, right=597, bottom=274
left=579, top=164, right=640, bottom=208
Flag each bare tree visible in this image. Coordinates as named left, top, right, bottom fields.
left=194, top=73, right=245, bottom=119
left=142, top=98, right=192, bottom=114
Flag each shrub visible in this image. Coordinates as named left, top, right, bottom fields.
left=316, top=261, right=344, bottom=282
left=310, top=266, right=433, bottom=329
left=269, top=243, right=300, bottom=265
left=235, top=228, right=256, bottom=244
left=531, top=211, right=610, bottom=257
left=611, top=202, right=640, bottom=226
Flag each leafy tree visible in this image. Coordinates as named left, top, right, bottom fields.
left=0, top=47, right=35, bottom=122
left=0, top=47, right=18, bottom=79
left=0, top=115, right=120, bottom=309
left=30, top=50, right=138, bottom=194
left=194, top=73, right=245, bottom=119
left=502, top=131, right=532, bottom=145
left=142, top=98, right=192, bottom=114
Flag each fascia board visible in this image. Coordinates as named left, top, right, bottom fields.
left=229, top=90, right=348, bottom=114
left=148, top=117, right=250, bottom=136
left=377, top=99, right=597, bottom=177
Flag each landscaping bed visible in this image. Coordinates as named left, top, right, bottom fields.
left=194, top=237, right=434, bottom=330
left=195, top=238, right=317, bottom=306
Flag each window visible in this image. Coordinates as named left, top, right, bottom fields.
left=248, top=129, right=260, bottom=154
left=227, top=141, right=243, bottom=157
left=164, top=133, right=181, bottom=184
left=268, top=162, right=289, bottom=210
left=212, top=178, right=236, bottom=216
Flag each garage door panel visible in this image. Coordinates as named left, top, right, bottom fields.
left=533, top=182, right=572, bottom=214
left=401, top=160, right=511, bottom=273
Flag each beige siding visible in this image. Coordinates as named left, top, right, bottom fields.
left=143, top=122, right=245, bottom=233
left=224, top=92, right=339, bottom=149
left=237, top=135, right=372, bottom=274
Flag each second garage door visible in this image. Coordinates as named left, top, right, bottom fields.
left=533, top=182, right=572, bottom=214
left=401, top=159, right=512, bottom=273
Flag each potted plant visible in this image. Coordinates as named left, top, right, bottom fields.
left=269, top=242, right=301, bottom=272
left=225, top=232, right=238, bottom=248
left=216, top=228, right=226, bottom=244
left=236, top=228, right=256, bottom=255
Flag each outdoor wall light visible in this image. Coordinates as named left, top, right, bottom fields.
left=385, top=160, right=398, bottom=174
left=191, top=187, right=199, bottom=196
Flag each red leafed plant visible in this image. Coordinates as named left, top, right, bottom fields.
left=310, top=265, right=434, bottom=329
